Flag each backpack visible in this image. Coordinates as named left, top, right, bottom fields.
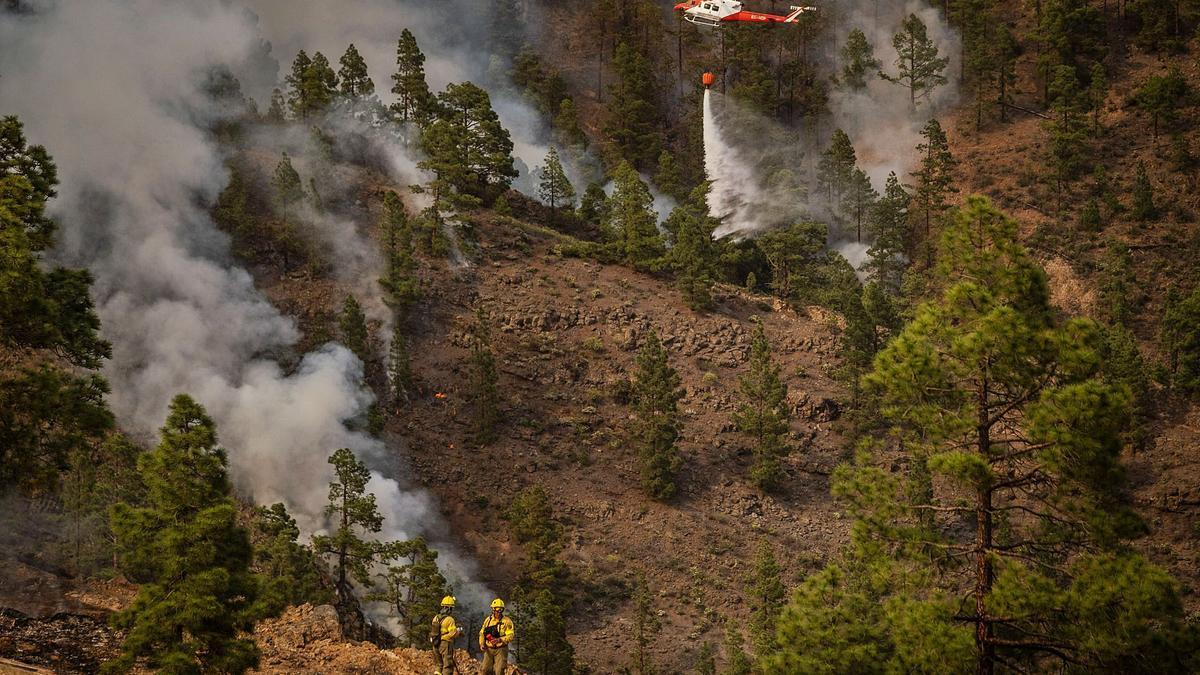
left=429, top=614, right=443, bottom=648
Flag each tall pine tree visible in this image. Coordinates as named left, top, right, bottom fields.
left=108, top=395, right=260, bottom=674
left=311, top=448, right=386, bottom=603
left=632, top=330, right=684, bottom=500
left=733, top=320, right=790, bottom=491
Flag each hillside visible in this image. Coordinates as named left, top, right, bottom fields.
left=3, top=0, right=1200, bottom=674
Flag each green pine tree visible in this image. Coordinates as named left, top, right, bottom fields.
left=777, top=196, right=1200, bottom=673
left=632, top=330, right=684, bottom=500
left=387, top=330, right=415, bottom=405
left=107, top=395, right=260, bottom=674
left=505, top=486, right=575, bottom=675
left=250, top=503, right=331, bottom=615
left=469, top=306, right=501, bottom=445
left=271, top=153, right=305, bottom=221
left=369, top=537, right=449, bottom=647
left=578, top=182, right=609, bottom=225
left=746, top=541, right=785, bottom=656
left=420, top=82, right=517, bottom=198
left=537, top=146, right=576, bottom=225
left=605, top=42, right=663, bottom=170
left=391, top=30, right=434, bottom=125
left=339, top=295, right=370, bottom=363
left=630, top=572, right=661, bottom=675
left=911, top=119, right=957, bottom=261
left=666, top=184, right=719, bottom=311
left=311, top=448, right=385, bottom=603
left=881, top=14, right=949, bottom=106
left=287, top=50, right=337, bottom=118
left=843, top=168, right=878, bottom=243
left=817, top=129, right=857, bottom=209
left=734, top=321, right=790, bottom=491
left=721, top=620, right=753, bottom=675
left=604, top=161, right=663, bottom=269
left=1131, top=161, right=1157, bottom=221
left=1161, top=287, right=1200, bottom=393
left=839, top=28, right=881, bottom=90
left=337, top=43, right=375, bottom=100
left=379, top=192, right=420, bottom=312
left=863, top=172, right=911, bottom=293
left=654, top=149, right=687, bottom=202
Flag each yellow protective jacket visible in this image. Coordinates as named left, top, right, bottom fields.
left=479, top=615, right=515, bottom=649
left=439, top=614, right=461, bottom=643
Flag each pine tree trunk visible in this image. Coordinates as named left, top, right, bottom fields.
left=974, top=373, right=995, bottom=675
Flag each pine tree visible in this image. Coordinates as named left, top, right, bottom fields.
left=1046, top=65, right=1089, bottom=187
left=817, top=129, right=857, bottom=208
left=1086, top=62, right=1108, bottom=136
left=311, top=448, right=385, bottom=602
left=337, top=43, right=375, bottom=100
left=59, top=434, right=138, bottom=576
left=420, top=82, right=517, bottom=197
left=839, top=28, right=881, bottom=90
left=632, top=330, right=684, bottom=500
left=379, top=192, right=420, bottom=312
left=1161, top=287, right=1200, bottom=393
left=604, top=161, right=663, bottom=269
left=369, top=537, right=449, bottom=647
left=1133, top=67, right=1190, bottom=142
left=468, top=307, right=501, bottom=445
left=1131, top=161, right=1157, bottom=221
left=388, top=331, right=414, bottom=405
left=391, top=30, right=433, bottom=125
left=747, top=541, right=785, bottom=656
left=537, top=147, right=576, bottom=225
left=864, top=172, right=911, bottom=293
left=666, top=184, right=719, bottom=311
left=107, top=396, right=260, bottom=674
left=630, top=572, right=661, bottom=675
left=993, top=26, right=1020, bottom=123
left=756, top=222, right=827, bottom=302
left=1096, top=241, right=1139, bottom=325
left=654, top=149, right=686, bottom=202
left=785, top=196, right=1200, bottom=673
left=286, top=50, right=337, bottom=119
left=339, top=295, right=370, bottom=363
left=266, top=88, right=287, bottom=122
left=843, top=168, right=878, bottom=243
left=734, top=321, right=790, bottom=491
left=578, top=182, right=609, bottom=225
left=271, top=153, right=305, bottom=221
left=250, top=503, right=330, bottom=615
left=881, top=14, right=949, bottom=106
left=722, top=621, right=753, bottom=675
left=554, top=98, right=587, bottom=149
left=505, top=487, right=575, bottom=674
left=605, top=42, right=663, bottom=170
left=696, top=641, right=717, bottom=675
left=911, top=119, right=957, bottom=261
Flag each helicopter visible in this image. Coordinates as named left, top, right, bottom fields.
left=674, top=0, right=815, bottom=27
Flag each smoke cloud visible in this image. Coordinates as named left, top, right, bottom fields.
left=0, top=0, right=491, bottom=618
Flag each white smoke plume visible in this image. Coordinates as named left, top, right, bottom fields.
left=700, top=0, right=960, bottom=251
left=0, top=0, right=491, bottom=618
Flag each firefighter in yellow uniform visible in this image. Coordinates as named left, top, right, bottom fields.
left=479, top=598, right=515, bottom=675
left=430, top=595, right=463, bottom=675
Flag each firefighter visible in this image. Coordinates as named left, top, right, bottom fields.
left=479, top=598, right=515, bottom=675
left=430, top=595, right=463, bottom=675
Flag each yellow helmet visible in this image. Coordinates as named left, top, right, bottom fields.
left=490, top=598, right=505, bottom=609
left=441, top=595, right=457, bottom=607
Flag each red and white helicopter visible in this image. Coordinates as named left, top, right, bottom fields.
left=674, top=0, right=815, bottom=27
